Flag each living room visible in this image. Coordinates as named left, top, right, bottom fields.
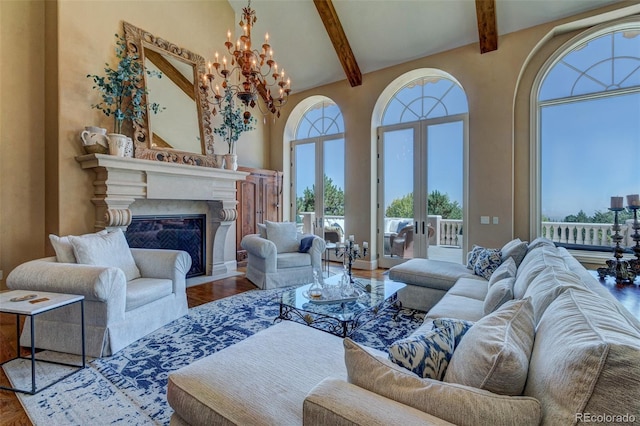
left=1, top=0, right=639, bottom=424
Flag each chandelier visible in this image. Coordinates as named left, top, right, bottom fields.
left=203, top=0, right=291, bottom=123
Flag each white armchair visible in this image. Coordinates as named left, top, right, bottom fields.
left=241, top=224, right=325, bottom=289
left=6, top=247, right=191, bottom=358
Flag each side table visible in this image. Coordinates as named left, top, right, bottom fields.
left=324, top=242, right=337, bottom=276
left=0, top=290, right=85, bottom=394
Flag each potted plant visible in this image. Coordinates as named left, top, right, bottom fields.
left=87, top=33, right=162, bottom=156
left=213, top=89, right=256, bottom=170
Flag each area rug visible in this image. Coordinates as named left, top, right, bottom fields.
left=4, top=286, right=424, bottom=425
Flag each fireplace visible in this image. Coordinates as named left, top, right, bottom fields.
left=76, top=154, right=249, bottom=281
left=125, top=215, right=206, bottom=278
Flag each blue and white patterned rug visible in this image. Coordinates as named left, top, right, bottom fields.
left=4, top=287, right=424, bottom=425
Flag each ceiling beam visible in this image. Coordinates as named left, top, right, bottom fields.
left=313, top=0, right=362, bottom=87
left=475, top=0, right=498, bottom=54
left=144, top=49, right=196, bottom=101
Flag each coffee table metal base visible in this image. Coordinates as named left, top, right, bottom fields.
left=276, top=293, right=401, bottom=338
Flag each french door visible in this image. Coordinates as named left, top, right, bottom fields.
left=292, top=136, right=345, bottom=240
left=378, top=115, right=466, bottom=268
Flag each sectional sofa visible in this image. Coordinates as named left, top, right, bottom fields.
left=167, top=237, right=640, bottom=425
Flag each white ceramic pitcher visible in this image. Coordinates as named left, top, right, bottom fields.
left=80, top=126, right=109, bottom=154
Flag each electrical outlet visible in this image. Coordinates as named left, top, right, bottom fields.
left=480, top=216, right=490, bottom=224
left=492, top=216, right=499, bottom=225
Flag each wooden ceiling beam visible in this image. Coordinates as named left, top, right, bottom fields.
left=475, top=0, right=498, bottom=54
left=144, top=49, right=196, bottom=101
left=313, top=0, right=362, bottom=87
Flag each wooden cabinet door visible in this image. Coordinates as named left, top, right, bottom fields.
left=236, top=167, right=283, bottom=264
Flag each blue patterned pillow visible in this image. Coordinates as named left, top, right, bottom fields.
left=466, top=245, right=485, bottom=269
left=388, top=327, right=455, bottom=380
left=432, top=318, right=475, bottom=348
left=473, top=248, right=502, bottom=280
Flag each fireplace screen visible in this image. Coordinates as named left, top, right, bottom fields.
left=125, top=215, right=205, bottom=278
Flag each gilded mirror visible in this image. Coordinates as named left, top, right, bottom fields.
left=123, top=21, right=216, bottom=166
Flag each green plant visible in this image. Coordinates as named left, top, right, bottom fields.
left=213, top=89, right=256, bottom=154
left=87, top=34, right=162, bottom=134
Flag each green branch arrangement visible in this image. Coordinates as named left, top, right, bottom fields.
left=87, top=34, right=163, bottom=135
left=213, top=89, right=256, bottom=154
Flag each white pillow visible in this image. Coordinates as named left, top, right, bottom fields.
left=488, top=257, right=516, bottom=287
left=483, top=277, right=515, bottom=315
left=49, top=230, right=108, bottom=263
left=500, top=238, right=528, bottom=267
left=265, top=221, right=299, bottom=253
left=69, top=229, right=141, bottom=281
left=444, top=298, right=535, bottom=396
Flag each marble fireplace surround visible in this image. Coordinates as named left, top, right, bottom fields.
left=76, top=154, right=249, bottom=281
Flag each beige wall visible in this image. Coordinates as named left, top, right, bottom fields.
left=270, top=2, right=638, bottom=264
left=1, top=0, right=46, bottom=289
left=1, top=1, right=637, bottom=288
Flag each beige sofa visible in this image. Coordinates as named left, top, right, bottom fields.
left=167, top=239, right=640, bottom=425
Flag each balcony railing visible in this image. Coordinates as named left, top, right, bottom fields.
left=297, top=212, right=632, bottom=250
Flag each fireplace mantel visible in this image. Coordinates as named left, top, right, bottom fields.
left=77, top=153, right=249, bottom=278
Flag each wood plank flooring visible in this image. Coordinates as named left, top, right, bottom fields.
left=0, top=265, right=384, bottom=425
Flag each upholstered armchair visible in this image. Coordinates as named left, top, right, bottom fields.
left=389, top=224, right=415, bottom=258
left=241, top=221, right=326, bottom=290
left=6, top=229, right=191, bottom=358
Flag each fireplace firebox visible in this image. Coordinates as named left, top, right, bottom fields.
left=125, top=215, right=206, bottom=278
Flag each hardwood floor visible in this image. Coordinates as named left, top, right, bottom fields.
left=0, top=264, right=637, bottom=425
left=0, top=265, right=384, bottom=425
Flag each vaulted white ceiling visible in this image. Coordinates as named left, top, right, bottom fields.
left=228, top=0, right=624, bottom=92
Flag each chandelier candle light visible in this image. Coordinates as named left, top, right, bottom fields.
left=335, top=235, right=368, bottom=284
left=202, top=0, right=291, bottom=123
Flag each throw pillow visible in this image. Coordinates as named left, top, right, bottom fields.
left=472, top=248, right=502, bottom=280
left=343, top=338, right=542, bottom=426
left=257, top=223, right=267, bottom=239
left=500, top=238, right=528, bottom=267
left=432, top=317, right=474, bottom=347
left=298, top=235, right=315, bottom=253
left=444, top=298, right=536, bottom=396
left=488, top=257, right=516, bottom=287
left=466, top=245, right=484, bottom=269
left=69, top=228, right=141, bottom=281
left=483, top=276, right=515, bottom=315
left=388, top=326, right=455, bottom=380
left=265, top=221, right=299, bottom=253
left=49, top=230, right=108, bottom=263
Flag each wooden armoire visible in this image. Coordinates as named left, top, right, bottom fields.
left=236, top=166, right=283, bottom=265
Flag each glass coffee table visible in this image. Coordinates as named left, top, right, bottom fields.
left=276, top=275, right=406, bottom=337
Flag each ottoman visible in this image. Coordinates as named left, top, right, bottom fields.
left=167, top=321, right=347, bottom=426
left=388, top=258, right=481, bottom=311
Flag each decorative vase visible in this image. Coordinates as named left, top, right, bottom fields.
left=223, top=153, right=238, bottom=171
left=107, top=133, right=129, bottom=157
left=80, top=126, right=109, bottom=154
left=124, top=137, right=134, bottom=158
left=213, top=154, right=225, bottom=168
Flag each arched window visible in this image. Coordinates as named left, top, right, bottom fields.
left=291, top=100, right=346, bottom=241
left=535, top=22, right=640, bottom=250
left=377, top=73, right=468, bottom=267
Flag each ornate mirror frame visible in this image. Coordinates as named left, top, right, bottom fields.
left=123, top=21, right=216, bottom=167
